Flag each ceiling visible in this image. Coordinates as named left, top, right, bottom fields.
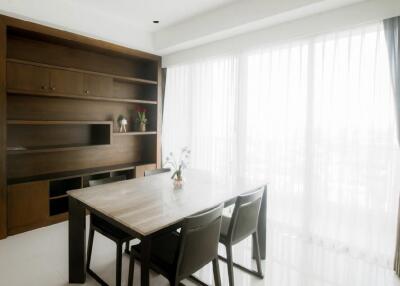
left=75, top=0, right=239, bottom=32
left=0, top=0, right=366, bottom=55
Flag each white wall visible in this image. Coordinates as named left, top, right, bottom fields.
left=0, top=0, right=154, bottom=53
left=162, top=0, right=400, bottom=67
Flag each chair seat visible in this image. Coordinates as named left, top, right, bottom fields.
left=132, top=231, right=180, bottom=273
left=92, top=214, right=132, bottom=241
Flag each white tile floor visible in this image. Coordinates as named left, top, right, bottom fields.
left=0, top=218, right=399, bottom=286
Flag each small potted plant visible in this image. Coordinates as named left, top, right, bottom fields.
left=165, top=147, right=190, bottom=188
left=136, top=107, right=148, bottom=132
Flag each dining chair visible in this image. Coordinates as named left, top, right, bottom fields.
left=128, top=203, right=224, bottom=286
left=86, top=175, right=134, bottom=286
left=144, top=168, right=171, bottom=177
left=218, top=188, right=264, bottom=286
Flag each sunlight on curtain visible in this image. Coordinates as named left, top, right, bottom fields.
left=162, top=56, right=238, bottom=178
left=162, top=22, right=400, bottom=284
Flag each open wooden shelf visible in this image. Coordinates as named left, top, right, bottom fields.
left=7, top=58, right=158, bottom=85
left=7, top=162, right=152, bottom=185
left=7, top=89, right=158, bottom=105
left=113, top=131, right=157, bottom=136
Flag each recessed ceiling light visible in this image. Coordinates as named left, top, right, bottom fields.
left=153, top=20, right=159, bottom=24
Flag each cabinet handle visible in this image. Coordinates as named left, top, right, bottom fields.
left=50, top=87, right=56, bottom=91
left=41, top=85, right=47, bottom=90
left=84, top=90, right=90, bottom=94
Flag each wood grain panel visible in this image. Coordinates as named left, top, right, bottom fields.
left=7, top=62, right=50, bottom=92
left=83, top=74, right=113, bottom=98
left=7, top=180, right=49, bottom=231
left=0, top=18, right=6, bottom=238
left=7, top=35, right=153, bottom=79
left=7, top=136, right=145, bottom=179
left=49, top=68, right=83, bottom=95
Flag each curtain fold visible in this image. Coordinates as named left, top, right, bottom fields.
left=383, top=15, right=400, bottom=276
left=163, top=22, right=400, bottom=285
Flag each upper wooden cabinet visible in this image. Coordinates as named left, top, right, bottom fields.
left=49, top=69, right=83, bottom=95
left=7, top=62, right=50, bottom=92
left=8, top=61, right=84, bottom=96
left=83, top=74, right=113, bottom=98
left=7, top=61, right=115, bottom=98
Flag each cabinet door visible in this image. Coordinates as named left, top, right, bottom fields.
left=7, top=62, right=50, bottom=92
left=7, top=181, right=49, bottom=232
left=83, top=74, right=113, bottom=97
left=49, top=69, right=83, bottom=95
left=135, top=164, right=157, bottom=178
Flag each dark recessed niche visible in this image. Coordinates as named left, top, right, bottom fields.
left=7, top=120, right=112, bottom=154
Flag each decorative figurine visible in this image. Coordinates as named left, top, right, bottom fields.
left=118, top=115, right=128, bottom=133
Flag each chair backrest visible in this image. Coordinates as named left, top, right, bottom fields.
left=88, top=175, right=127, bottom=187
left=228, top=187, right=264, bottom=244
left=144, top=168, right=171, bottom=177
left=175, top=203, right=224, bottom=280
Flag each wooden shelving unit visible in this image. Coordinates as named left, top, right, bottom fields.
left=0, top=16, right=162, bottom=237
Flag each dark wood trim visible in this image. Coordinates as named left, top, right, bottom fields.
left=0, top=17, right=7, bottom=239
left=0, top=15, right=160, bottom=62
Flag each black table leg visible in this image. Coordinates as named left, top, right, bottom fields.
left=140, top=236, right=151, bottom=286
left=253, top=185, right=267, bottom=259
left=69, top=196, right=86, bottom=283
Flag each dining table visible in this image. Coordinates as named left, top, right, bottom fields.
left=68, top=169, right=267, bottom=286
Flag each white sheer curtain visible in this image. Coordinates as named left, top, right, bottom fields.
left=162, top=57, right=239, bottom=179
left=163, top=22, right=400, bottom=283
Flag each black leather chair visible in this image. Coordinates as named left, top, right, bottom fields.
left=144, top=168, right=171, bottom=177
left=128, top=204, right=224, bottom=286
left=218, top=188, right=264, bottom=286
left=86, top=175, right=134, bottom=286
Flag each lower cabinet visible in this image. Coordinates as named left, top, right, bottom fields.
left=7, top=180, right=49, bottom=234
left=6, top=163, right=155, bottom=235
